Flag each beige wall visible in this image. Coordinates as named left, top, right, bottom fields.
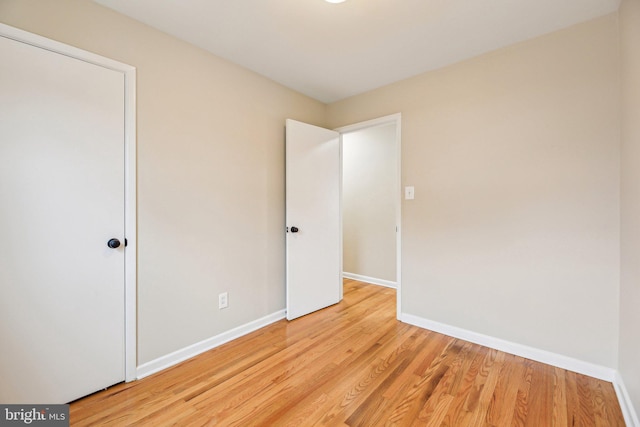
left=328, top=15, right=621, bottom=367
left=0, top=0, right=326, bottom=364
left=343, top=123, right=397, bottom=282
left=620, top=0, right=640, bottom=417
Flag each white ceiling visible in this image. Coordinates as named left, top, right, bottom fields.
left=94, top=0, right=620, bottom=103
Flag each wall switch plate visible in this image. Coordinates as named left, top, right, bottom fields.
left=405, top=186, right=415, bottom=200
left=218, top=292, right=228, bottom=309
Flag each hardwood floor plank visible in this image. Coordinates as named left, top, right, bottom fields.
left=69, top=280, right=626, bottom=426
left=309, top=325, right=420, bottom=426
left=523, top=361, right=554, bottom=427
left=417, top=342, right=477, bottom=427
left=463, top=349, right=506, bottom=426
left=592, top=376, right=626, bottom=427
left=440, top=344, right=489, bottom=427
left=389, top=339, right=461, bottom=425
left=565, top=369, right=581, bottom=426
left=345, top=336, right=450, bottom=426
left=551, top=367, right=568, bottom=427
left=576, top=370, right=598, bottom=427
left=382, top=331, right=440, bottom=400
left=485, top=353, right=523, bottom=426
left=510, top=358, right=534, bottom=427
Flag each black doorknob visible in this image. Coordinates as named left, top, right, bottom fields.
left=107, top=238, right=121, bottom=249
left=290, top=227, right=299, bottom=233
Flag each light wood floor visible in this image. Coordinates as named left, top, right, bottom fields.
left=70, top=279, right=625, bottom=426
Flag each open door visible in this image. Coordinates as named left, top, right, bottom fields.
left=285, top=119, right=341, bottom=320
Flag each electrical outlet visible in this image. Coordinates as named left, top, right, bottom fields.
left=405, top=186, right=415, bottom=200
left=218, top=292, right=228, bottom=309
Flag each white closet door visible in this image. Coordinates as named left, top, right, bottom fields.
left=0, top=34, right=126, bottom=403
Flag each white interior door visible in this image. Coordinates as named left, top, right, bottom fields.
left=0, top=34, right=126, bottom=403
left=286, top=119, right=341, bottom=320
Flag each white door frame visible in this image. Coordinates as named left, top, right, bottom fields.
left=0, top=23, right=138, bottom=382
left=335, top=113, right=402, bottom=319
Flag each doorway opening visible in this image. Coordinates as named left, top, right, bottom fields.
left=336, top=114, right=402, bottom=318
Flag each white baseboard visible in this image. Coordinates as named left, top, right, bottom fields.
left=343, top=272, right=397, bottom=289
left=400, top=313, right=616, bottom=382
left=614, top=371, right=640, bottom=427
left=137, top=309, right=286, bottom=379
